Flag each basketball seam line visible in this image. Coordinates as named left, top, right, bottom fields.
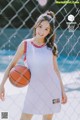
left=14, top=68, right=30, bottom=82
left=9, top=75, right=25, bottom=86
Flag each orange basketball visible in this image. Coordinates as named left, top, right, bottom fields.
left=9, top=65, right=31, bottom=87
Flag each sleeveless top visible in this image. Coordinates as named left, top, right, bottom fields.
left=22, top=39, right=62, bottom=114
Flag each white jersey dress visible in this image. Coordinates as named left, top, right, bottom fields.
left=22, top=39, right=62, bottom=114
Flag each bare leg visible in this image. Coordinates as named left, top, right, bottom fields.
left=20, top=113, right=33, bottom=120
left=42, top=114, right=53, bottom=120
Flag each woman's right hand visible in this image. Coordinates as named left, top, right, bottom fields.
left=0, top=41, right=25, bottom=102
left=0, top=84, right=5, bottom=101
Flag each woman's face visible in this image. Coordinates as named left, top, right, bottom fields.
left=35, top=20, right=50, bottom=39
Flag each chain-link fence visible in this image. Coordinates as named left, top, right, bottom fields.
left=0, top=0, right=80, bottom=120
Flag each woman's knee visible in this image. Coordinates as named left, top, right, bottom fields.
left=42, top=114, right=53, bottom=120
left=20, top=113, right=33, bottom=120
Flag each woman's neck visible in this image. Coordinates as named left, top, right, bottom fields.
left=33, top=37, right=45, bottom=45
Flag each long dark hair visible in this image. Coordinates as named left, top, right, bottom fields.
left=33, top=11, right=58, bottom=56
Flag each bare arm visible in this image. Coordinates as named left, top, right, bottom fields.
left=53, top=55, right=67, bottom=104
left=1, top=41, right=25, bottom=87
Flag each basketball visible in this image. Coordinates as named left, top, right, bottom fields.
left=9, top=65, right=31, bottom=87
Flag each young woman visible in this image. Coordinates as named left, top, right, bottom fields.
left=0, top=11, right=67, bottom=120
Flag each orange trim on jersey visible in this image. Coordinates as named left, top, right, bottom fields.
left=24, top=40, right=27, bottom=61
left=31, top=41, right=46, bottom=48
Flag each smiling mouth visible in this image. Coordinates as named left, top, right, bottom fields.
left=38, top=33, right=43, bottom=36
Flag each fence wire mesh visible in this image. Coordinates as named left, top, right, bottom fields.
left=0, top=0, right=80, bottom=120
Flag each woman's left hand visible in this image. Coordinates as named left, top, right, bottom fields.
left=61, top=92, right=67, bottom=104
